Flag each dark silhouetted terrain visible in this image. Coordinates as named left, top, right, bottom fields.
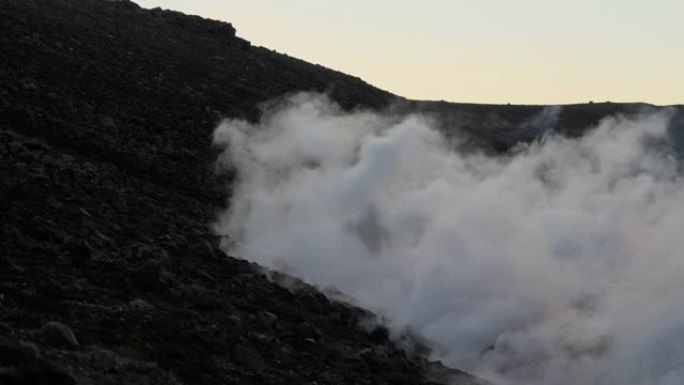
left=0, top=0, right=677, bottom=384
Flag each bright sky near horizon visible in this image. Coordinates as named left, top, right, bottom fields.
left=135, top=0, right=682, bottom=105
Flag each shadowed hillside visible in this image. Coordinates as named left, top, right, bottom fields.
left=0, top=0, right=677, bottom=384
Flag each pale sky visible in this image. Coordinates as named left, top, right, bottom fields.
left=136, top=0, right=683, bottom=105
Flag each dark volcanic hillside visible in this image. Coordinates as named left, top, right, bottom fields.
left=0, top=0, right=395, bottom=207
left=0, top=0, right=671, bottom=384
left=0, top=1, right=465, bottom=384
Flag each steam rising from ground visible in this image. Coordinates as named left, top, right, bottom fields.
left=213, top=93, right=684, bottom=385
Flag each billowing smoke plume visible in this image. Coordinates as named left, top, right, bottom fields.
left=213, top=93, right=684, bottom=385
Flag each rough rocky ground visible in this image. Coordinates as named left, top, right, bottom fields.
left=0, top=0, right=677, bottom=384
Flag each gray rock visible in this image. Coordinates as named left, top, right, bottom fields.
left=257, top=311, right=278, bottom=329
left=0, top=339, right=41, bottom=363
left=0, top=323, right=13, bottom=336
left=296, top=321, right=322, bottom=339
left=61, top=238, right=92, bottom=264
left=128, top=299, right=154, bottom=312
left=232, top=344, right=265, bottom=372
left=42, top=347, right=179, bottom=385
left=34, top=322, right=80, bottom=349
left=355, top=348, right=373, bottom=360
left=226, top=314, right=243, bottom=329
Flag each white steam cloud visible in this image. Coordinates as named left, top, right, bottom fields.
left=213, top=93, right=684, bottom=385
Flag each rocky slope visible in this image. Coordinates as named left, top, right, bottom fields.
left=0, top=0, right=674, bottom=384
